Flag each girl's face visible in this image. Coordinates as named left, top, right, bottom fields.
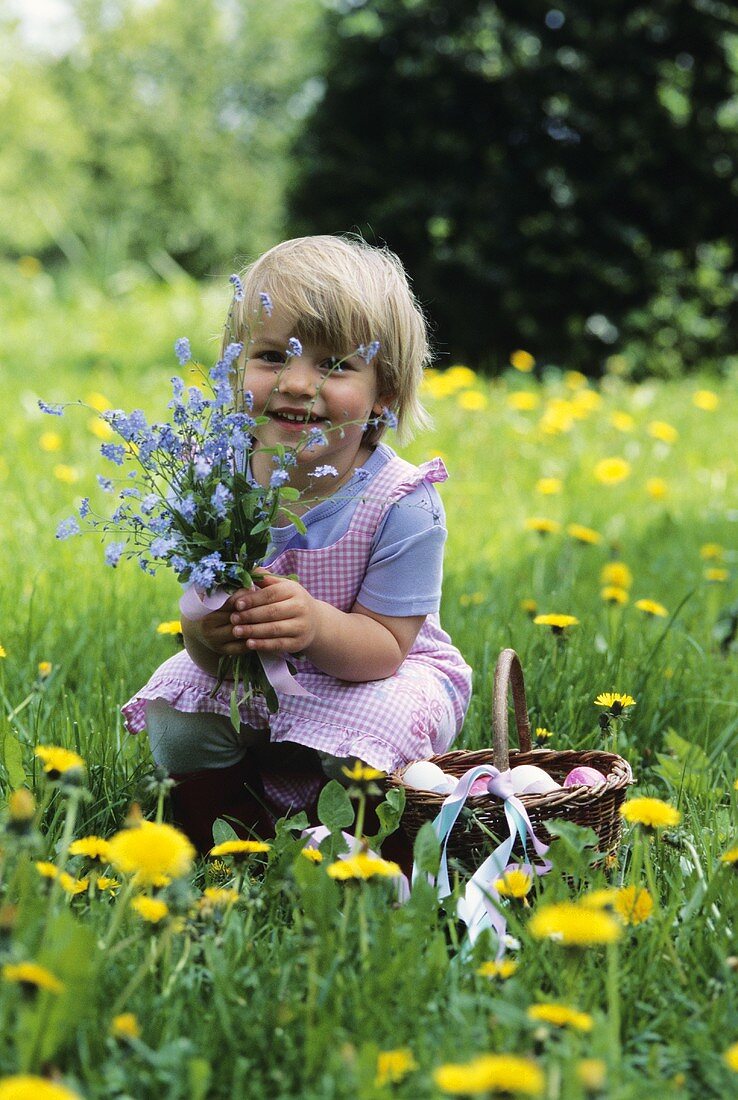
left=243, top=309, right=390, bottom=491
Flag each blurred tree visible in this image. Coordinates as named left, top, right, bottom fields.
left=0, top=0, right=324, bottom=279
left=288, top=0, right=738, bottom=375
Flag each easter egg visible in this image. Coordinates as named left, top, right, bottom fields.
left=563, top=766, right=607, bottom=788
left=402, top=760, right=457, bottom=794
left=509, top=765, right=560, bottom=795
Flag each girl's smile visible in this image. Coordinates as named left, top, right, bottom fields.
left=244, top=310, right=390, bottom=492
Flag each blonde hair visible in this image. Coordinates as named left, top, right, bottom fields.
left=228, top=235, right=432, bottom=444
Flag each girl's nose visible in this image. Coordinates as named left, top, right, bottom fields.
left=278, top=358, right=317, bottom=396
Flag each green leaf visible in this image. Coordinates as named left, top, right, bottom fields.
left=373, top=787, right=406, bottom=841
left=212, top=817, right=239, bottom=845
left=413, top=821, right=441, bottom=876
left=188, top=1058, right=212, bottom=1100
left=654, top=728, right=717, bottom=797
left=316, top=780, right=355, bottom=832
left=3, top=731, right=26, bottom=788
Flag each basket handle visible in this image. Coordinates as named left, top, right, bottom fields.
left=492, top=648, right=532, bottom=769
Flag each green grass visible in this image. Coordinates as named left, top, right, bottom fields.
left=0, top=270, right=737, bottom=1098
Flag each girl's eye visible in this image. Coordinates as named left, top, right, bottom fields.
left=256, top=351, right=284, bottom=365
left=320, top=357, right=346, bottom=373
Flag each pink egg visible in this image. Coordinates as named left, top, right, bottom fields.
left=469, top=777, right=492, bottom=797
left=563, top=766, right=607, bottom=788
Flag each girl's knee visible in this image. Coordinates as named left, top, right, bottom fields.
left=145, top=700, right=249, bottom=773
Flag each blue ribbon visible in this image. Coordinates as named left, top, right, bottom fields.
left=416, top=764, right=552, bottom=957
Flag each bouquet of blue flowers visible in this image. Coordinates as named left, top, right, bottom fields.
left=44, top=290, right=361, bottom=719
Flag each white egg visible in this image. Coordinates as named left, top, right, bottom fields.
left=509, top=764, right=560, bottom=795
left=402, top=761, right=457, bottom=794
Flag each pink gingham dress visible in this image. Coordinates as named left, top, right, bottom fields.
left=122, top=449, right=472, bottom=810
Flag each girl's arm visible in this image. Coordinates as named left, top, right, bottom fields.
left=180, top=598, right=247, bottom=677
left=229, top=573, right=424, bottom=681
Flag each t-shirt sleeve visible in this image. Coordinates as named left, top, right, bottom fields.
left=356, top=482, right=447, bottom=617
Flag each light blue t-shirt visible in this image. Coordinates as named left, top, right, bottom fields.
left=264, top=445, right=447, bottom=617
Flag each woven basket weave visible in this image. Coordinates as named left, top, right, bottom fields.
left=387, top=648, right=634, bottom=870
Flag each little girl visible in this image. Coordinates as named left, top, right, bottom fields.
left=122, top=235, right=472, bottom=855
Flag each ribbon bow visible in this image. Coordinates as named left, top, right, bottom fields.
left=179, top=585, right=314, bottom=700
left=419, top=764, right=551, bottom=958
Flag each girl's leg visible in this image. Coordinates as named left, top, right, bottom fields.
left=145, top=701, right=273, bottom=853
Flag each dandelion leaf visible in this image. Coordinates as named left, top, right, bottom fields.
left=413, top=821, right=441, bottom=876
left=316, top=780, right=355, bottom=832
left=654, top=728, right=717, bottom=797
left=212, top=817, right=240, bottom=845
left=2, top=730, right=26, bottom=789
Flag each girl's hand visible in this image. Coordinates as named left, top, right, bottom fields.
left=183, top=596, right=248, bottom=659
left=229, top=573, right=318, bottom=654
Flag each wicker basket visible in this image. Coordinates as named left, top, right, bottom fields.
left=387, top=648, right=634, bottom=870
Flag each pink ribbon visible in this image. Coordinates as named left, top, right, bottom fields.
left=179, top=584, right=315, bottom=699
left=416, top=764, right=551, bottom=958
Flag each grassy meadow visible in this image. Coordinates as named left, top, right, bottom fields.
left=1, top=267, right=737, bottom=1098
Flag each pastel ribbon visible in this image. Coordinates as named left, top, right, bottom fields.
left=419, top=764, right=551, bottom=958
left=179, top=584, right=315, bottom=699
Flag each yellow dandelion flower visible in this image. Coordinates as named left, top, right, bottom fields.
left=88, top=416, right=114, bottom=440
left=580, top=888, right=619, bottom=910
left=34, top=745, right=86, bottom=780
left=59, top=873, right=89, bottom=895
left=535, top=727, right=553, bottom=741
left=620, top=797, right=680, bottom=829
left=108, top=820, right=195, bottom=885
left=601, top=586, right=629, bottom=605
left=8, top=789, right=36, bottom=823
left=445, top=365, right=478, bottom=388
left=719, top=847, right=738, bottom=866
left=567, top=523, right=602, bottom=545
left=571, top=389, right=602, bottom=417
left=594, top=457, right=631, bottom=485
left=535, top=477, right=562, bottom=495
left=209, top=839, right=271, bottom=859
left=39, top=431, right=62, bottom=452
left=527, top=1003, right=593, bottom=1032
left=130, top=895, right=169, bottom=923
left=156, top=620, right=182, bottom=635
left=692, top=390, right=719, bottom=411
left=0, top=1076, right=81, bottom=1100
left=459, top=592, right=485, bottom=607
left=521, top=598, right=538, bottom=616
left=37, top=661, right=53, bottom=679
left=577, top=1059, right=607, bottom=1091
left=111, top=1012, right=141, bottom=1041
left=0, top=646, right=6, bottom=659
left=506, top=391, right=540, bottom=411
left=434, top=1053, right=544, bottom=1096
left=611, top=411, right=635, bottom=432
left=635, top=598, right=668, bottom=618
left=534, top=613, right=580, bottom=633
left=525, top=517, right=561, bottom=536
left=648, top=420, right=678, bottom=444
left=97, top=876, right=120, bottom=893
left=299, top=847, right=324, bottom=863
left=477, top=959, right=519, bottom=979
left=528, top=901, right=621, bottom=946
left=646, top=477, right=669, bottom=500
left=723, top=1043, right=738, bottom=1072
left=495, top=868, right=533, bottom=898
left=600, top=562, right=633, bottom=588
left=613, top=886, right=653, bottom=925
left=341, top=762, right=385, bottom=783
left=3, top=961, right=64, bottom=994
left=327, top=852, right=402, bottom=880
left=458, top=390, right=488, bottom=411
left=539, top=399, right=575, bottom=434
left=375, top=1049, right=418, bottom=1087
left=594, top=693, right=636, bottom=713
left=705, top=568, right=729, bottom=583
left=69, top=836, right=112, bottom=862
left=564, top=370, right=588, bottom=390
left=35, top=862, right=59, bottom=881
left=202, top=887, right=240, bottom=906
left=52, top=464, right=79, bottom=484
left=510, top=350, right=535, bottom=373
left=85, top=392, right=113, bottom=412
left=700, top=543, right=725, bottom=561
